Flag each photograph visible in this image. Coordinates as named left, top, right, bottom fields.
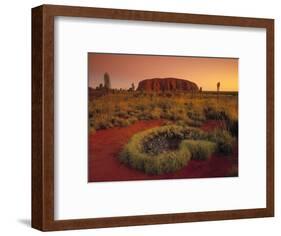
left=88, top=53, right=238, bottom=182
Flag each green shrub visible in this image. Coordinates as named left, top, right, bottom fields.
left=128, top=116, right=138, bottom=124
left=150, top=108, right=162, bottom=119
left=182, top=140, right=216, bottom=160
left=135, top=104, right=146, bottom=111
left=226, top=118, right=238, bottom=137
left=115, top=110, right=130, bottom=118
left=187, top=110, right=206, bottom=122
left=137, top=111, right=153, bottom=120
left=204, top=107, right=229, bottom=120
left=111, top=116, right=125, bottom=126
left=120, top=119, right=131, bottom=127
left=209, top=129, right=233, bottom=155
left=111, top=116, right=137, bottom=127
left=120, top=143, right=191, bottom=175
left=94, top=119, right=112, bottom=129
left=89, top=123, right=96, bottom=133
left=143, top=147, right=191, bottom=175
left=175, top=120, right=188, bottom=127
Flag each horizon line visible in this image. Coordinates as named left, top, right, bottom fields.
left=88, top=86, right=238, bottom=92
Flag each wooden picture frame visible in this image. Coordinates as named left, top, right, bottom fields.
left=32, top=4, right=274, bottom=231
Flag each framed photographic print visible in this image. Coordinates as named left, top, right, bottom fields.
left=32, top=4, right=274, bottom=231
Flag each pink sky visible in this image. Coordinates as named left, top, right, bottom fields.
left=88, top=53, right=238, bottom=91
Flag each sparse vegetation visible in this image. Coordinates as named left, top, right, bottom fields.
left=89, top=88, right=238, bottom=176
left=89, top=91, right=238, bottom=131
left=209, top=129, right=234, bottom=155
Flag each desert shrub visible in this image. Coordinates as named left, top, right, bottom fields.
left=187, top=110, right=206, bottom=122
left=135, top=103, right=146, bottom=111
left=167, top=111, right=183, bottom=121
left=208, top=129, right=233, bottom=155
left=185, top=102, right=193, bottom=110
left=119, top=119, right=131, bottom=127
left=225, top=118, right=238, bottom=137
left=128, top=116, right=138, bottom=124
left=89, top=123, right=96, bottom=133
left=92, top=116, right=113, bottom=129
left=182, top=140, right=216, bottom=160
left=160, top=110, right=173, bottom=120
left=111, top=116, right=136, bottom=127
left=150, top=108, right=162, bottom=119
left=175, top=120, right=188, bottom=127
left=115, top=110, right=130, bottom=118
left=111, top=116, right=124, bottom=126
left=138, top=111, right=153, bottom=120
left=204, top=106, right=229, bottom=120
left=128, top=110, right=141, bottom=118
left=157, top=100, right=173, bottom=111
left=160, top=106, right=196, bottom=126
left=204, top=107, right=218, bottom=119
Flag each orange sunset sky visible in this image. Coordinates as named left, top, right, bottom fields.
left=88, top=53, right=238, bottom=91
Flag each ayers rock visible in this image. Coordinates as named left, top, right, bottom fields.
left=137, top=77, right=199, bottom=92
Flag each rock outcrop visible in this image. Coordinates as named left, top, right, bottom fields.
left=137, top=78, right=199, bottom=92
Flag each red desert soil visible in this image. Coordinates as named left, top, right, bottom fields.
left=88, top=120, right=238, bottom=182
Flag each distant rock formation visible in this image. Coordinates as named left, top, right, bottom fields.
left=137, top=78, right=199, bottom=92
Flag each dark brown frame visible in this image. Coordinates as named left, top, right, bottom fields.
left=32, top=4, right=274, bottom=231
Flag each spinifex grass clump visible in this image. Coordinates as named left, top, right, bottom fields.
left=182, top=140, right=216, bottom=160
left=208, top=129, right=234, bottom=155
left=204, top=105, right=238, bottom=137
left=119, top=125, right=233, bottom=175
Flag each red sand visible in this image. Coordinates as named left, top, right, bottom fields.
left=88, top=120, right=238, bottom=182
left=200, top=120, right=226, bottom=132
